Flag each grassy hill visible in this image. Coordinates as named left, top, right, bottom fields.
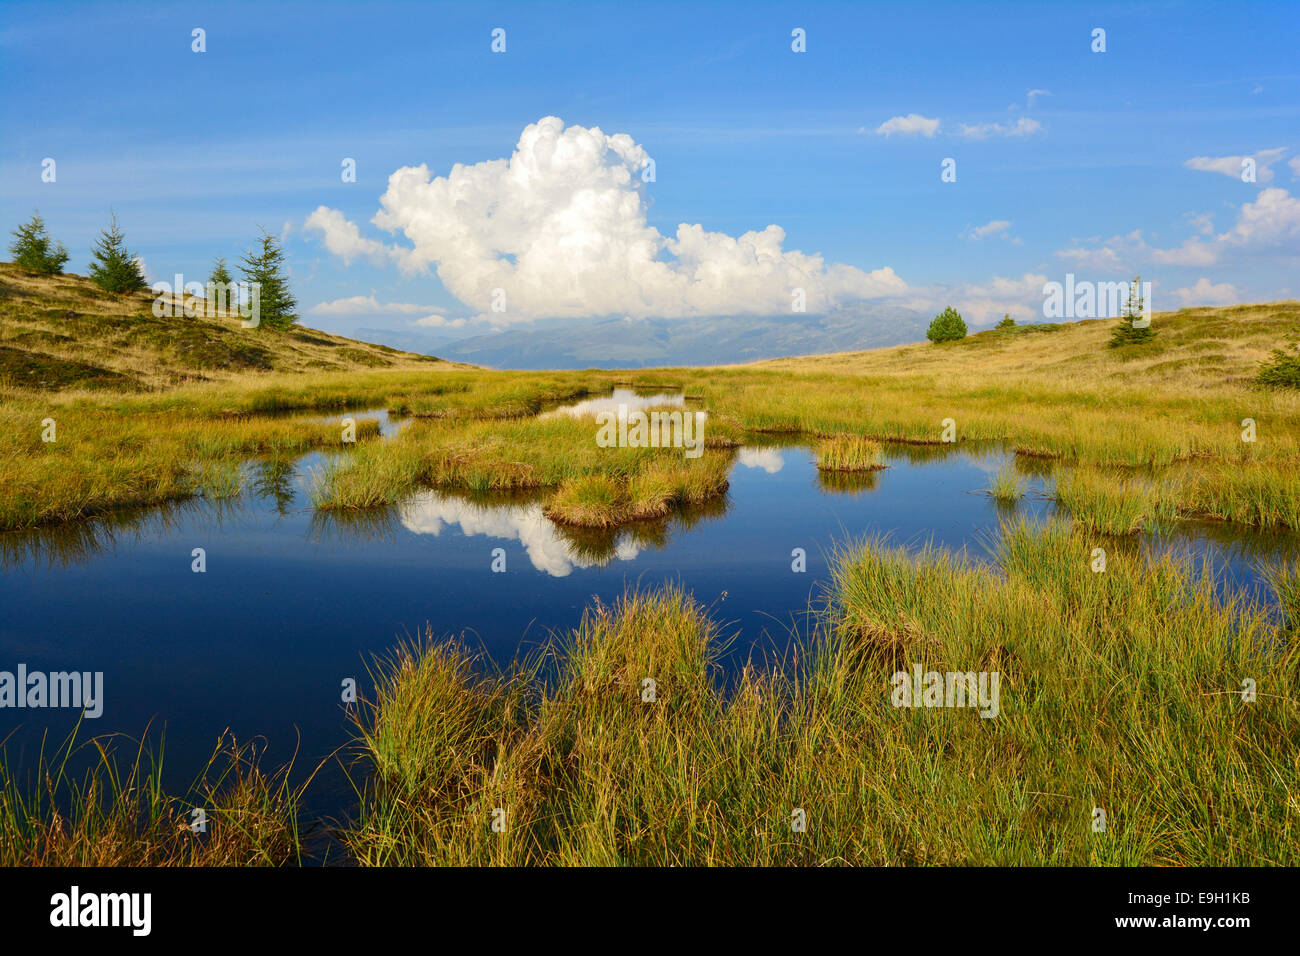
left=765, top=300, right=1300, bottom=390
left=0, top=262, right=449, bottom=392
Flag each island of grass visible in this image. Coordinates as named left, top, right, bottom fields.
left=816, top=435, right=887, bottom=472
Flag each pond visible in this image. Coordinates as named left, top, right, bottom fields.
left=2, top=406, right=1296, bottom=824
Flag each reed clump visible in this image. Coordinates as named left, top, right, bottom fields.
left=345, top=523, right=1300, bottom=865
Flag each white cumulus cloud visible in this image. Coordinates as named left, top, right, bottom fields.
left=1171, top=278, right=1239, bottom=308
left=1218, top=186, right=1300, bottom=247
left=305, top=116, right=905, bottom=322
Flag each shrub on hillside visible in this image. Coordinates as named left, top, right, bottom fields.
left=996, top=314, right=1016, bottom=330
left=1255, top=348, right=1300, bottom=389
left=926, top=306, right=967, bottom=343
left=8, top=212, right=69, bottom=276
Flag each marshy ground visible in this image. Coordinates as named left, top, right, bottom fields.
left=2, top=264, right=1298, bottom=865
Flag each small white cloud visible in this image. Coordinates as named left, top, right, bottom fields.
left=1026, top=89, right=1051, bottom=108
left=963, top=220, right=1013, bottom=241
left=309, top=294, right=443, bottom=317
left=1184, top=147, right=1286, bottom=184
left=958, top=117, right=1042, bottom=140
left=1290, top=156, right=1300, bottom=178
left=413, top=314, right=468, bottom=328
left=1171, top=278, right=1239, bottom=308
left=1151, top=238, right=1219, bottom=267
left=1184, top=212, right=1215, bottom=235
left=874, top=114, right=941, bottom=138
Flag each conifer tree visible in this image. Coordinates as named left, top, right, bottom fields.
left=926, top=306, right=967, bottom=343
left=87, top=212, right=148, bottom=293
left=8, top=211, right=70, bottom=275
left=207, top=256, right=235, bottom=314
left=239, top=229, right=298, bottom=331
left=1109, top=274, right=1156, bottom=346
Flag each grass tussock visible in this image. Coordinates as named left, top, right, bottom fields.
left=1052, top=467, right=1174, bottom=535
left=345, top=527, right=1300, bottom=865
left=987, top=466, right=1024, bottom=503
left=545, top=454, right=733, bottom=528
left=0, top=729, right=307, bottom=866
left=816, top=435, right=886, bottom=472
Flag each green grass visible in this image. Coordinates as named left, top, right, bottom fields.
left=341, top=524, right=1300, bottom=865
left=310, top=411, right=735, bottom=527
left=1052, top=467, right=1174, bottom=535
left=987, top=466, right=1024, bottom=503
left=816, top=435, right=886, bottom=472
left=0, top=726, right=308, bottom=866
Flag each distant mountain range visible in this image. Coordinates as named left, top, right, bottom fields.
left=353, top=303, right=932, bottom=369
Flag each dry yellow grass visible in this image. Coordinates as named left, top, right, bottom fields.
left=0, top=263, right=454, bottom=391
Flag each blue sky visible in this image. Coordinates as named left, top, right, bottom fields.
left=2, top=0, right=1297, bottom=337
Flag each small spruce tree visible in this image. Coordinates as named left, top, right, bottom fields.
left=87, top=212, right=148, bottom=293
left=239, top=229, right=298, bottom=331
left=996, top=314, right=1016, bottom=330
left=8, top=211, right=70, bottom=275
left=926, top=306, right=967, bottom=343
left=1109, top=274, right=1156, bottom=346
left=207, top=256, right=235, bottom=315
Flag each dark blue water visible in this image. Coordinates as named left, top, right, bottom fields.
left=2, top=414, right=1295, bottom=823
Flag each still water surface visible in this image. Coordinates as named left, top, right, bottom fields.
left=2, top=404, right=1294, bottom=816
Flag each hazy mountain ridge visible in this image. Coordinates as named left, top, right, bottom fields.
left=355, top=303, right=932, bottom=369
